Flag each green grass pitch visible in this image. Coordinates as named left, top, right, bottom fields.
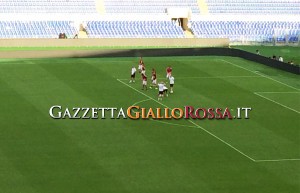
left=0, top=55, right=299, bottom=193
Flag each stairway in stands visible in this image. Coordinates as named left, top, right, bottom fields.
left=197, top=0, right=209, bottom=15
left=78, top=24, right=88, bottom=38
left=96, top=0, right=106, bottom=14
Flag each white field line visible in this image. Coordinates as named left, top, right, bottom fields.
left=254, top=92, right=300, bottom=114
left=256, top=91, right=300, bottom=94
left=117, top=78, right=256, bottom=162
left=170, top=75, right=261, bottom=79
left=150, top=119, right=199, bottom=128
left=132, top=98, right=151, bottom=106
left=255, top=158, right=300, bottom=162
left=185, top=119, right=256, bottom=162
left=118, top=75, right=261, bottom=81
left=220, top=59, right=300, bottom=91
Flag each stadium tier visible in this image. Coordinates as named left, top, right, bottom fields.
left=206, top=0, right=300, bottom=14
left=86, top=20, right=185, bottom=38
left=0, top=21, right=77, bottom=38
left=0, top=0, right=299, bottom=43
left=0, top=0, right=97, bottom=13
left=191, top=20, right=300, bottom=42
left=104, top=0, right=200, bottom=14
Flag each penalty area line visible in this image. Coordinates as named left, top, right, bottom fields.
left=174, top=75, right=261, bottom=79
left=117, top=78, right=256, bottom=162
left=255, top=91, right=300, bottom=94
left=254, top=92, right=300, bottom=114
left=132, top=98, right=151, bottom=106
left=150, top=119, right=199, bottom=128
left=186, top=119, right=256, bottom=162
left=118, top=75, right=261, bottom=81
left=220, top=59, right=300, bottom=91
left=255, top=158, right=300, bottom=162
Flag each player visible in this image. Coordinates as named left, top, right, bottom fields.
left=138, top=62, right=143, bottom=73
left=157, top=82, right=165, bottom=101
left=138, top=57, right=145, bottom=73
left=141, top=68, right=146, bottom=77
left=169, top=75, right=174, bottom=93
left=163, top=84, right=168, bottom=97
left=129, top=66, right=136, bottom=83
left=166, top=65, right=172, bottom=79
left=141, top=72, right=147, bottom=90
left=139, top=62, right=145, bottom=74
left=139, top=57, right=143, bottom=64
left=150, top=68, right=157, bottom=89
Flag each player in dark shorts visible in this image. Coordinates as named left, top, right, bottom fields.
left=157, top=82, right=165, bottom=100
left=130, top=66, right=136, bottom=83
left=131, top=73, right=135, bottom=79
left=163, top=85, right=168, bottom=97
left=169, top=76, right=174, bottom=93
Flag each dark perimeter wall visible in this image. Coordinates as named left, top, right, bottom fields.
left=82, top=47, right=300, bottom=75
left=0, top=47, right=298, bottom=74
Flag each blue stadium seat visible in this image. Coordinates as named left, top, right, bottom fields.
left=191, top=20, right=300, bottom=42
left=0, top=21, right=77, bottom=38
left=85, top=20, right=185, bottom=38
left=103, top=0, right=200, bottom=14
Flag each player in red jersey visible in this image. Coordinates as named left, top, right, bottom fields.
left=141, top=72, right=147, bottom=90
left=150, top=68, right=157, bottom=89
left=139, top=57, right=143, bottom=64
left=166, top=66, right=172, bottom=79
left=138, top=57, right=145, bottom=73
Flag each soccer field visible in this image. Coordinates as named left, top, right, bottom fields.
left=0, top=55, right=299, bottom=193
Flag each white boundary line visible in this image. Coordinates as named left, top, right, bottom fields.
left=132, top=98, right=151, bottom=106
left=150, top=119, right=199, bottom=128
left=185, top=119, right=256, bottom=162
left=256, top=91, right=300, bottom=94
left=254, top=92, right=300, bottom=114
left=117, top=78, right=256, bottom=162
left=255, top=158, right=300, bottom=162
left=170, top=75, right=261, bottom=79
left=220, top=59, right=300, bottom=91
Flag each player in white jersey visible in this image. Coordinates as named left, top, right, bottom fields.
left=129, top=66, right=136, bottom=83
left=163, top=85, right=168, bottom=97
left=157, top=82, right=165, bottom=101
left=169, top=76, right=174, bottom=93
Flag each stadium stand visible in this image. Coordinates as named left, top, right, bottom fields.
left=206, top=0, right=300, bottom=15
left=0, top=21, right=77, bottom=38
left=0, top=0, right=299, bottom=44
left=86, top=20, right=185, bottom=38
left=0, top=0, right=97, bottom=13
left=104, top=0, right=200, bottom=14
left=191, top=20, right=300, bottom=42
